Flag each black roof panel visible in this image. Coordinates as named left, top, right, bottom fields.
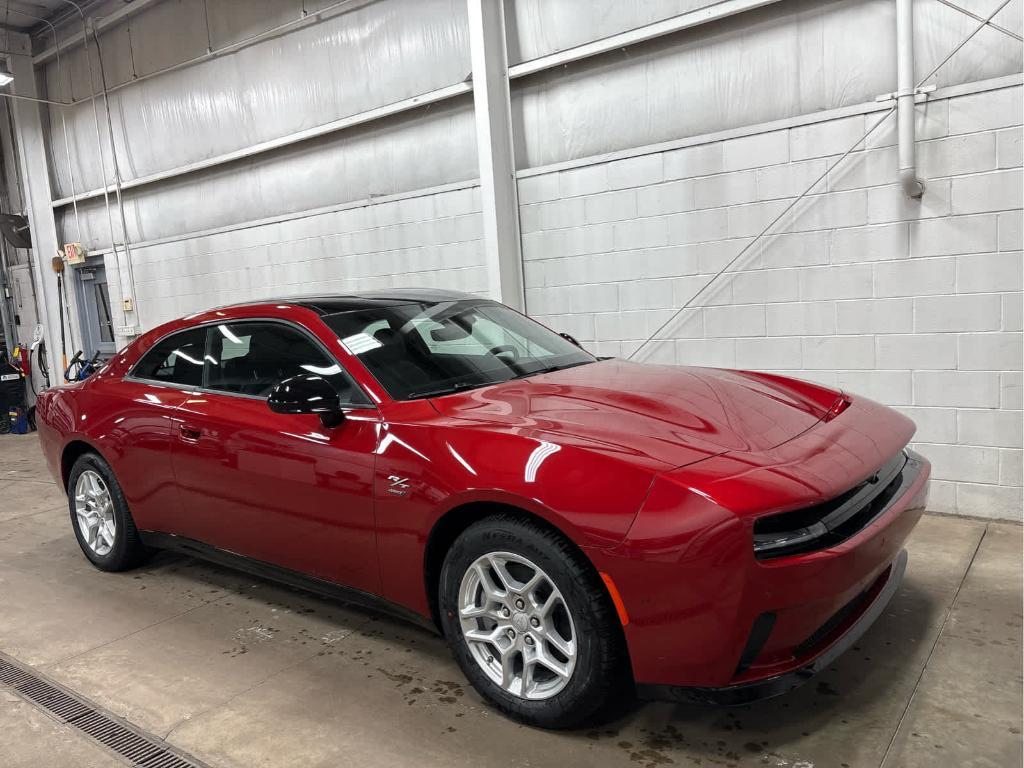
left=249, top=288, right=484, bottom=315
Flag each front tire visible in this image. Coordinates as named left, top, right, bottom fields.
left=439, top=515, right=631, bottom=729
left=68, top=452, right=148, bottom=571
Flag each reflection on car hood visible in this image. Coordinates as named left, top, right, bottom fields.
left=429, top=359, right=834, bottom=470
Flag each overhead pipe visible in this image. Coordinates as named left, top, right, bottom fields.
left=896, top=0, right=924, bottom=198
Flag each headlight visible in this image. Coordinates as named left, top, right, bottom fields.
left=753, top=522, right=828, bottom=556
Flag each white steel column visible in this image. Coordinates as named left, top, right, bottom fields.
left=896, top=0, right=924, bottom=198
left=467, top=0, right=525, bottom=310
left=7, top=32, right=74, bottom=374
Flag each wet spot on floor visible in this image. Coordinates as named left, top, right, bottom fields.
left=625, top=746, right=674, bottom=766
left=376, top=668, right=413, bottom=686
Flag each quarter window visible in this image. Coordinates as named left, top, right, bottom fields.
left=132, top=328, right=207, bottom=387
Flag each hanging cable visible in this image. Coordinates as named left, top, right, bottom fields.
left=88, top=23, right=141, bottom=330
left=629, top=0, right=1017, bottom=361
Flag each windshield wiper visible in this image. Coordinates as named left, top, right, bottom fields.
left=510, top=359, right=596, bottom=380
left=407, top=381, right=490, bottom=399
left=409, top=360, right=598, bottom=398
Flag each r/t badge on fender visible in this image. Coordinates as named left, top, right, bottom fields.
left=386, top=475, right=411, bottom=496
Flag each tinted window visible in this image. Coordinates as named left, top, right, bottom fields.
left=205, top=321, right=369, bottom=404
left=322, top=299, right=594, bottom=400
left=132, top=328, right=207, bottom=387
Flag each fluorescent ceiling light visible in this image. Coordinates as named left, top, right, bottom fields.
left=0, top=60, right=12, bottom=87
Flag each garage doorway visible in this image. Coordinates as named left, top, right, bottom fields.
left=74, top=259, right=115, bottom=356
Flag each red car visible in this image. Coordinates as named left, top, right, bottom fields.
left=35, top=289, right=930, bottom=728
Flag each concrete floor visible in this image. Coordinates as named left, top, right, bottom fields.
left=0, top=433, right=1020, bottom=768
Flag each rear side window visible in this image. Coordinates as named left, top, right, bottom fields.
left=132, top=328, right=207, bottom=387
left=205, top=321, right=370, bottom=404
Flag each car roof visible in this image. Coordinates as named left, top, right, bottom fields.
left=221, top=288, right=484, bottom=315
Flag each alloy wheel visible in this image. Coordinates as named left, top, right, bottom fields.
left=458, top=551, right=577, bottom=700
left=74, top=470, right=116, bottom=557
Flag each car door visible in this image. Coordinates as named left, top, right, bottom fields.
left=168, top=319, right=382, bottom=595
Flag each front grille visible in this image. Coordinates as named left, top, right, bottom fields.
left=793, top=565, right=890, bottom=658
left=753, top=450, right=916, bottom=560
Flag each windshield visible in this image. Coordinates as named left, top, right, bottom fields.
left=321, top=299, right=596, bottom=400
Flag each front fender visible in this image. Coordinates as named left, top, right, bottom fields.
left=372, top=420, right=663, bottom=616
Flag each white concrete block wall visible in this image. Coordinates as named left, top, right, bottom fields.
left=520, top=83, right=1023, bottom=520
left=120, top=185, right=486, bottom=331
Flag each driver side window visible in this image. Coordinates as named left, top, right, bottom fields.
left=205, top=321, right=369, bottom=405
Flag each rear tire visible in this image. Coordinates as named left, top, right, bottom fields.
left=68, top=452, right=149, bottom=572
left=439, top=514, right=631, bottom=729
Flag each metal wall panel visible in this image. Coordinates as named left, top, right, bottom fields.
left=504, top=0, right=721, bottom=64
left=511, top=0, right=1023, bottom=168
left=917, top=0, right=1023, bottom=87
left=128, top=0, right=210, bottom=79
left=55, top=96, right=478, bottom=249
left=40, top=0, right=1024, bottom=247
left=43, top=0, right=471, bottom=199
left=206, top=0, right=306, bottom=49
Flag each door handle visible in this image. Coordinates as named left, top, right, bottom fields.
left=178, top=424, right=201, bottom=441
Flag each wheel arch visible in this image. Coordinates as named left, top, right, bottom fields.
left=422, top=501, right=628, bottom=648
left=60, top=438, right=106, bottom=491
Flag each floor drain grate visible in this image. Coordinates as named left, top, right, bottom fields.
left=0, top=653, right=210, bottom=768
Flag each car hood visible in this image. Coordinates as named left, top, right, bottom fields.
left=429, top=359, right=839, bottom=470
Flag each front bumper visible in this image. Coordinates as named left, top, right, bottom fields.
left=587, top=394, right=930, bottom=692
left=636, top=547, right=908, bottom=705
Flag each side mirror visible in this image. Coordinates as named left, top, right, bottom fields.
left=559, top=332, right=581, bottom=348
left=268, top=374, right=345, bottom=427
